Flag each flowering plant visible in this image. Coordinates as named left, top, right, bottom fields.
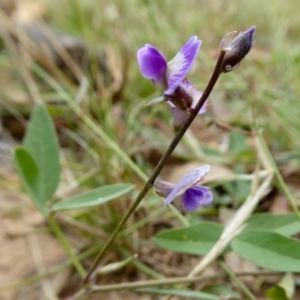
left=84, top=25, right=263, bottom=287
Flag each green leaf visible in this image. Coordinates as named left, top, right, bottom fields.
left=232, top=230, right=300, bottom=272
left=202, top=145, right=224, bottom=157
left=154, top=222, right=224, bottom=255
left=24, top=104, right=60, bottom=202
left=13, top=147, right=47, bottom=216
left=266, top=286, right=289, bottom=300
left=136, top=288, right=220, bottom=299
left=203, top=285, right=241, bottom=299
left=266, top=273, right=294, bottom=300
left=229, top=131, right=248, bottom=156
left=52, top=184, right=134, bottom=211
left=243, top=213, right=300, bottom=236
left=235, top=180, right=251, bottom=201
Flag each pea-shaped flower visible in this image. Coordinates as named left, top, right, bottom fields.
left=154, top=165, right=213, bottom=212
left=137, top=37, right=208, bottom=130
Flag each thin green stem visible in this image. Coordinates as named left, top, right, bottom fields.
left=219, top=260, right=256, bottom=300
left=117, top=247, right=164, bottom=279
left=119, top=206, right=168, bottom=237
left=169, top=205, right=190, bottom=226
left=257, top=131, right=300, bottom=221
left=90, top=271, right=281, bottom=293
left=48, top=215, right=86, bottom=278
left=83, top=49, right=227, bottom=284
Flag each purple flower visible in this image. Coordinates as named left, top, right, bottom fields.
left=167, top=79, right=209, bottom=131
left=154, top=165, right=213, bottom=212
left=137, top=37, right=208, bottom=130
left=221, top=26, right=256, bottom=73
left=137, top=36, right=201, bottom=95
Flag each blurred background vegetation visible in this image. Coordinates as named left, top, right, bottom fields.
left=1, top=0, right=300, bottom=299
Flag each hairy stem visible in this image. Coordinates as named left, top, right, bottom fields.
left=83, top=48, right=227, bottom=284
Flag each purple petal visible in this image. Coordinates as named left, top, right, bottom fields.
left=182, top=186, right=213, bottom=212
left=180, top=79, right=208, bottom=114
left=165, top=36, right=202, bottom=95
left=164, top=85, right=193, bottom=111
left=247, top=26, right=256, bottom=47
left=137, top=44, right=168, bottom=89
left=231, top=26, right=256, bottom=49
left=198, top=100, right=209, bottom=114
left=164, top=165, right=210, bottom=206
left=154, top=181, right=175, bottom=198
left=167, top=102, right=188, bottom=132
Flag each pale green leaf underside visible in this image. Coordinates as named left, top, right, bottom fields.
left=244, top=213, right=300, bottom=236
left=154, top=222, right=224, bottom=255
left=13, top=147, right=48, bottom=216
left=24, top=104, right=60, bottom=203
left=52, top=184, right=135, bottom=211
left=232, top=230, right=300, bottom=272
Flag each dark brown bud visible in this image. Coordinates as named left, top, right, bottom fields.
left=221, top=26, right=256, bottom=73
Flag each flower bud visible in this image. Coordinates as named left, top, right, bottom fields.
left=221, top=26, right=256, bottom=73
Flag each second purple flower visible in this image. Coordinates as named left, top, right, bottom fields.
left=154, top=165, right=213, bottom=212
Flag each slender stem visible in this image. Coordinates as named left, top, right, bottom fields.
left=169, top=205, right=190, bottom=226
left=117, top=247, right=164, bottom=279
left=219, top=260, right=256, bottom=300
left=257, top=131, right=300, bottom=221
left=119, top=206, right=168, bottom=237
left=90, top=271, right=281, bottom=293
left=83, top=49, right=227, bottom=284
left=48, top=215, right=86, bottom=278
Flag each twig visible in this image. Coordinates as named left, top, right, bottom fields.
left=90, top=271, right=281, bottom=293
